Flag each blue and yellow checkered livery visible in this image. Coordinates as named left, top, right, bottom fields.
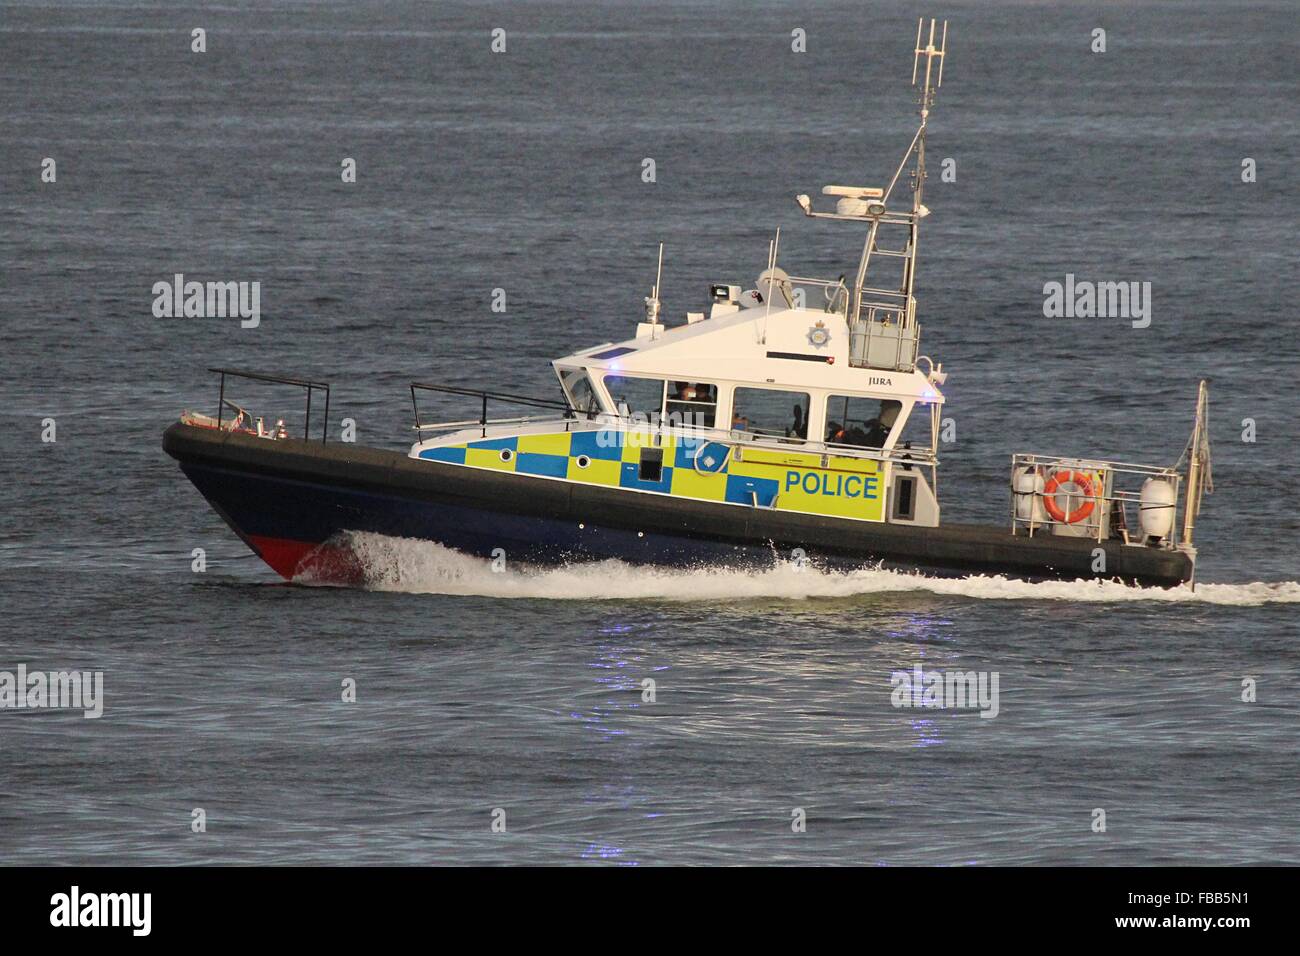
left=418, top=427, right=886, bottom=522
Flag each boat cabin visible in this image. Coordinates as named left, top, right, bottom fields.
left=553, top=297, right=943, bottom=453
left=410, top=269, right=947, bottom=530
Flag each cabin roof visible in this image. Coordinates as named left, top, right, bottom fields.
left=553, top=305, right=944, bottom=403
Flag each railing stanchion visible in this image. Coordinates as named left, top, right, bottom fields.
left=204, top=368, right=331, bottom=440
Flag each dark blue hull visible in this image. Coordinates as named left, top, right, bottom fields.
left=179, top=457, right=780, bottom=573
left=163, top=423, right=1195, bottom=587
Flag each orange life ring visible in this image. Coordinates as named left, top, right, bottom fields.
left=1043, top=470, right=1097, bottom=524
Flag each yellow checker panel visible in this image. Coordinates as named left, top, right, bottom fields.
left=465, top=447, right=517, bottom=472
left=517, top=433, right=573, bottom=456
left=670, top=468, right=728, bottom=502
left=567, top=457, right=621, bottom=486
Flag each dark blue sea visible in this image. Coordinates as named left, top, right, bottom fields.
left=0, top=0, right=1297, bottom=864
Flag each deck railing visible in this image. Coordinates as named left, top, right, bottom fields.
left=209, top=367, right=331, bottom=443
left=1010, top=452, right=1183, bottom=547
left=409, top=383, right=584, bottom=438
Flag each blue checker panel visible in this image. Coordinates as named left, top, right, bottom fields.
left=680, top=440, right=729, bottom=472
left=725, top=475, right=779, bottom=507
left=569, top=430, right=623, bottom=461
left=419, top=446, right=467, bottom=464
left=515, top=452, right=570, bottom=478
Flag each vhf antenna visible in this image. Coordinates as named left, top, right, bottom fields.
left=911, top=17, right=947, bottom=113
left=908, top=18, right=947, bottom=213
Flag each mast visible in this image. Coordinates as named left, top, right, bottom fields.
left=844, top=18, right=946, bottom=330
left=794, top=18, right=948, bottom=375
left=1181, top=380, right=1212, bottom=548
left=900, top=18, right=945, bottom=326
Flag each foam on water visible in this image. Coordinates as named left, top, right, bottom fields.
left=338, top=532, right=1300, bottom=606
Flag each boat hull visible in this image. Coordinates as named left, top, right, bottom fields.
left=162, top=423, right=1194, bottom=587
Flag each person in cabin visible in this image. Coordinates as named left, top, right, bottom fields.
left=668, top=383, right=713, bottom=427
left=789, top=403, right=805, bottom=440
left=862, top=401, right=900, bottom=447
left=826, top=413, right=867, bottom=446
left=825, top=400, right=899, bottom=448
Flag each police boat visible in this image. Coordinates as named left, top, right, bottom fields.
left=163, top=20, right=1212, bottom=589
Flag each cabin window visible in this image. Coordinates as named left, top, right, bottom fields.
left=560, top=370, right=600, bottom=419
left=604, top=375, right=665, bottom=424
left=665, top=382, right=717, bottom=429
left=731, top=387, right=810, bottom=440
left=825, top=396, right=901, bottom=449
left=894, top=401, right=934, bottom=461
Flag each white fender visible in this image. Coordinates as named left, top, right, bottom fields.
left=1139, top=477, right=1177, bottom=540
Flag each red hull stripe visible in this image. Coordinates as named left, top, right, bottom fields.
left=245, top=534, right=364, bottom=585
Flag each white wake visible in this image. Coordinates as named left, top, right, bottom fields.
left=334, top=532, right=1300, bottom=606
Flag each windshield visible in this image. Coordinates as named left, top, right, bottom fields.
left=559, top=369, right=601, bottom=419
left=825, top=396, right=902, bottom=449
